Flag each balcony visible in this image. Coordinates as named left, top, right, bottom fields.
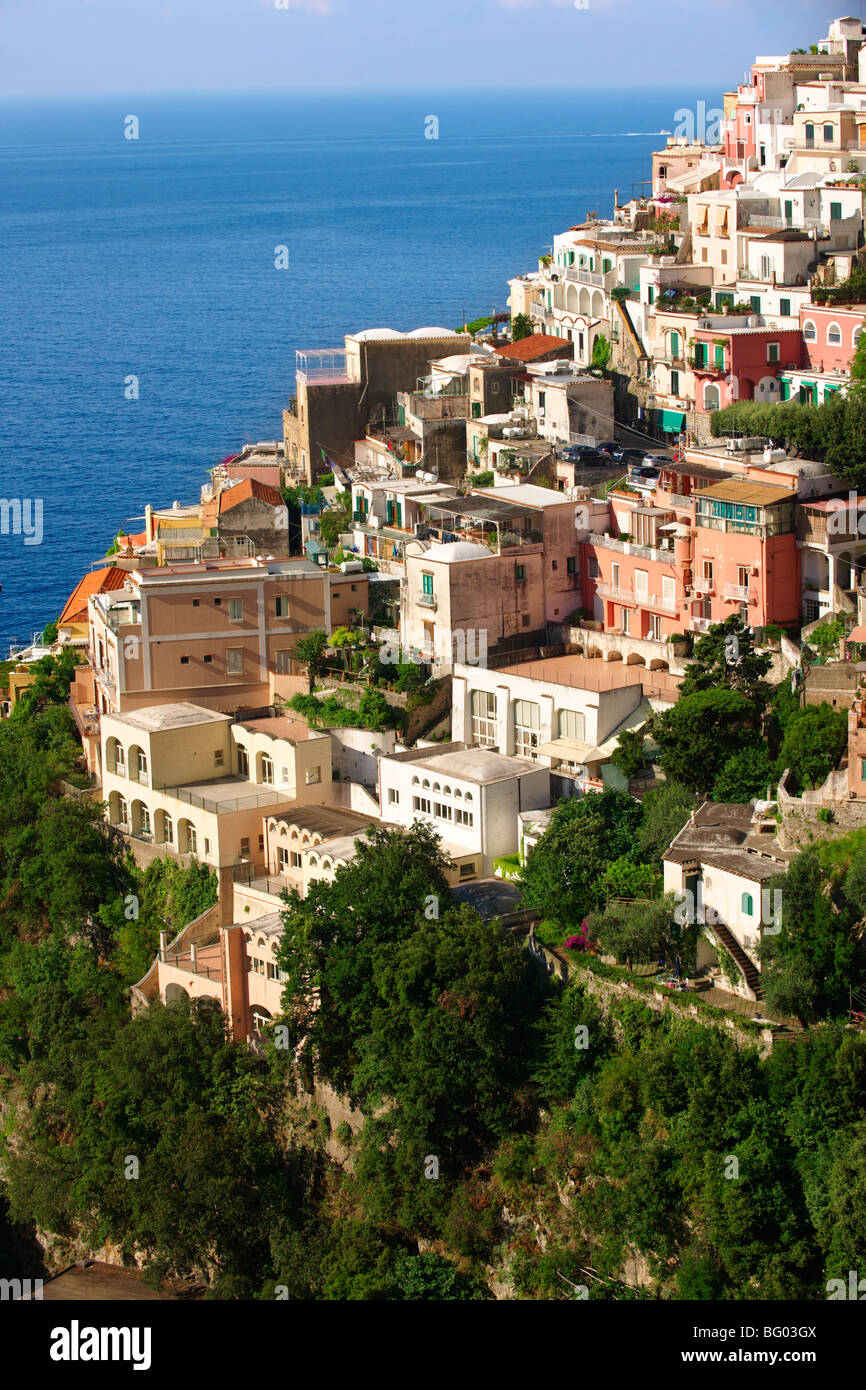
left=692, top=575, right=715, bottom=595
left=597, top=582, right=635, bottom=605
left=722, top=583, right=751, bottom=602
left=418, top=592, right=437, bottom=609
left=689, top=356, right=727, bottom=377
left=565, top=266, right=604, bottom=287
left=692, top=616, right=713, bottom=633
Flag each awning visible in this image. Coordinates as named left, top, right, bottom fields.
left=847, top=626, right=866, bottom=642
left=659, top=409, right=686, bottom=433
left=538, top=738, right=606, bottom=764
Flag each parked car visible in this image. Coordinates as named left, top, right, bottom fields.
left=596, top=440, right=622, bottom=459
left=619, top=448, right=647, bottom=467
left=561, top=445, right=605, bottom=465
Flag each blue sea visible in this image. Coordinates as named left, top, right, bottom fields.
left=0, top=88, right=699, bottom=650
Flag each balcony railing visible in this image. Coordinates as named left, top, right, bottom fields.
left=692, top=616, right=713, bottom=633
left=418, top=592, right=437, bottom=609
left=722, top=583, right=750, bottom=602
left=692, top=576, right=715, bottom=595
left=597, top=582, right=635, bottom=605
left=565, top=267, right=605, bottom=287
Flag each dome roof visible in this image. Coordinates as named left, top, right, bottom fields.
left=422, top=541, right=491, bottom=563
left=407, top=326, right=460, bottom=338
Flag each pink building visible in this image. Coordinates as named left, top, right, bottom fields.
left=800, top=303, right=866, bottom=375
left=692, top=325, right=803, bottom=425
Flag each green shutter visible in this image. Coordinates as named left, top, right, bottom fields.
left=779, top=298, right=791, bottom=316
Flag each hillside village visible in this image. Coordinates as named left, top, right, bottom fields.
left=5, top=14, right=866, bottom=1305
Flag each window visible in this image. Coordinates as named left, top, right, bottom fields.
left=192, top=599, right=199, bottom=607
left=559, top=708, right=586, bottom=742
left=388, top=788, right=400, bottom=804
left=471, top=689, right=497, bottom=747
left=204, top=838, right=211, bottom=856
left=830, top=201, right=842, bottom=222
left=741, top=891, right=754, bottom=916
left=454, top=808, right=474, bottom=827
left=228, top=598, right=243, bottom=623
left=267, top=962, right=287, bottom=983
left=278, top=846, right=289, bottom=872
left=237, top=745, right=249, bottom=777
left=767, top=342, right=779, bottom=363
left=803, top=320, right=817, bottom=341
left=413, top=795, right=432, bottom=814
left=823, top=124, right=834, bottom=143
left=702, top=560, right=714, bottom=586
left=649, top=613, right=661, bottom=641
left=750, top=296, right=761, bottom=314
left=701, top=248, right=708, bottom=263
left=861, top=758, right=866, bottom=782
left=634, top=569, right=648, bottom=601
left=203, top=654, right=213, bottom=664
left=214, top=598, right=222, bottom=607
left=720, top=250, right=728, bottom=266
left=588, top=557, right=599, bottom=580
left=214, top=749, right=224, bottom=766
left=164, top=815, right=174, bottom=845
left=459, top=862, right=476, bottom=879
left=670, top=369, right=680, bottom=396
left=180, top=655, right=190, bottom=665
left=828, top=323, right=842, bottom=345
left=226, top=648, right=243, bottom=675
left=140, top=807, right=151, bottom=836
left=433, top=802, right=452, bottom=821
left=515, top=564, right=526, bottom=581
left=567, top=556, right=577, bottom=574
left=621, top=607, right=631, bottom=636
left=188, top=825, right=198, bottom=856
left=662, top=575, right=676, bottom=611
left=290, top=851, right=302, bottom=868
left=274, top=650, right=294, bottom=676
left=779, top=298, right=791, bottom=317
left=305, top=765, right=321, bottom=785
left=421, top=572, right=434, bottom=597
left=240, top=837, right=250, bottom=857
left=261, top=755, right=274, bottom=785
left=514, top=699, right=540, bottom=759
left=275, top=596, right=289, bottom=618
left=647, top=285, right=654, bottom=305
left=118, top=795, right=129, bottom=826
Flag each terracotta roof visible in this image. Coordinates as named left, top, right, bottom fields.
left=493, top=335, right=574, bottom=363
left=117, top=531, right=147, bottom=549
left=218, top=478, right=285, bottom=513
left=59, top=566, right=128, bottom=627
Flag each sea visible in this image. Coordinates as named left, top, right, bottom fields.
left=0, top=87, right=702, bottom=651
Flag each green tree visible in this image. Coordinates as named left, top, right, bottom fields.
left=588, top=895, right=680, bottom=969
left=759, top=853, right=858, bottom=1024
left=511, top=313, right=533, bottom=342
left=809, top=617, right=845, bottom=664
left=276, top=823, right=452, bottom=1092
left=714, top=746, right=777, bottom=803
left=294, top=629, right=328, bottom=694
left=610, top=729, right=645, bottom=780
left=319, top=492, right=352, bottom=550
left=518, top=791, right=643, bottom=926
left=778, top=703, right=847, bottom=792
left=679, top=615, right=772, bottom=701
left=652, top=688, right=758, bottom=795
left=590, top=333, right=612, bottom=375
left=636, top=781, right=697, bottom=864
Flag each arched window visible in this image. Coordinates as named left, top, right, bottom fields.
left=433, top=782, right=441, bottom=793
left=854, top=325, right=864, bottom=350
left=412, top=776, right=420, bottom=786
left=704, top=383, right=721, bottom=412
left=827, top=322, right=842, bottom=346
left=465, top=792, right=473, bottom=803
left=422, top=779, right=430, bottom=790
left=741, top=892, right=754, bottom=916
left=803, top=320, right=817, bottom=342
left=443, top=786, right=452, bottom=797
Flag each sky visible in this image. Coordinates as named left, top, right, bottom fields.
left=0, top=0, right=860, bottom=98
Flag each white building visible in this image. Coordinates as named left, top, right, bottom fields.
left=377, top=742, right=550, bottom=879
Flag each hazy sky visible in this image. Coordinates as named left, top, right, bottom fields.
left=0, top=0, right=858, bottom=98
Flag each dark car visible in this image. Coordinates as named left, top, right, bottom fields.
left=596, top=440, right=622, bottom=458
left=619, top=448, right=647, bottom=467
left=561, top=445, right=605, bottom=465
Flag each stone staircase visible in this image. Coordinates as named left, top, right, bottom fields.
left=705, top=917, right=763, bottom=1001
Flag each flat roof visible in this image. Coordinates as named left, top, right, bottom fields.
left=494, top=654, right=681, bottom=700
left=697, top=479, right=797, bottom=505
left=420, top=494, right=531, bottom=523
left=107, top=703, right=231, bottom=732
left=400, top=745, right=544, bottom=783
left=238, top=716, right=328, bottom=744
left=475, top=484, right=574, bottom=509
left=664, top=800, right=790, bottom=879
left=268, top=803, right=376, bottom=836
